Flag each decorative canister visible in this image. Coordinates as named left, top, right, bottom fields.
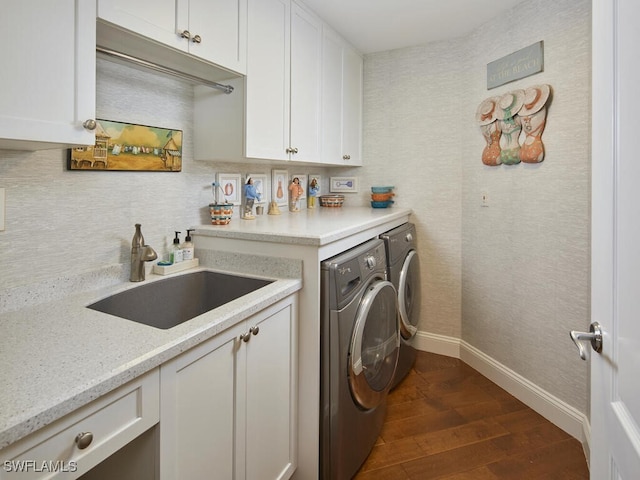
left=319, top=195, right=345, bottom=207
left=209, top=203, right=234, bottom=225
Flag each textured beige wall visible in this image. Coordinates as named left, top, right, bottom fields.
left=0, top=59, right=328, bottom=289
left=333, top=0, right=591, bottom=414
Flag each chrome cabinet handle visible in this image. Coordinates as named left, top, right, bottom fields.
left=240, top=332, right=251, bottom=342
left=82, top=119, right=97, bottom=131
left=180, top=30, right=191, bottom=40
left=286, top=147, right=299, bottom=154
left=250, top=326, right=259, bottom=336
left=343, top=154, right=351, bottom=160
left=192, top=34, right=202, bottom=44
left=75, top=432, right=93, bottom=449
left=570, top=322, right=603, bottom=360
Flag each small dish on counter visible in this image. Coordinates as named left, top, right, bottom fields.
left=371, top=200, right=394, bottom=209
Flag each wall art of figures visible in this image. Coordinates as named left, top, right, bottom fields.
left=475, top=84, right=551, bottom=166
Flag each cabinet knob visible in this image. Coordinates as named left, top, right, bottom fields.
left=250, top=326, right=260, bottom=336
left=240, top=332, right=251, bottom=343
left=180, top=30, right=191, bottom=40
left=82, top=119, right=97, bottom=131
left=342, top=154, right=351, bottom=160
left=75, top=432, right=93, bottom=450
left=192, top=34, right=202, bottom=44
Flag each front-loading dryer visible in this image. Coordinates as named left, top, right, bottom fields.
left=380, top=223, right=421, bottom=389
left=320, top=238, right=400, bottom=480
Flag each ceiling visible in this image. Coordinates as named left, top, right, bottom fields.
left=301, top=0, right=524, bottom=54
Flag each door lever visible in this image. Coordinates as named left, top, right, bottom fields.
left=570, top=322, right=603, bottom=360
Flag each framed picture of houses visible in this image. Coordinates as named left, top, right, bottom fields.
left=68, top=119, right=183, bottom=171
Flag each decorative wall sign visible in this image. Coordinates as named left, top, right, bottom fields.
left=68, top=119, right=182, bottom=171
left=330, top=177, right=358, bottom=193
left=487, top=41, right=544, bottom=90
left=475, top=84, right=552, bottom=166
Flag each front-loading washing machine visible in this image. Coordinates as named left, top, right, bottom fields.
left=380, top=223, right=421, bottom=389
left=320, top=238, right=400, bottom=480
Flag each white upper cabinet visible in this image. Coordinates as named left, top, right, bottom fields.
left=289, top=2, right=322, bottom=163
left=97, top=0, right=247, bottom=75
left=0, top=0, right=96, bottom=150
left=245, top=0, right=322, bottom=163
left=193, top=0, right=363, bottom=166
left=321, top=27, right=363, bottom=166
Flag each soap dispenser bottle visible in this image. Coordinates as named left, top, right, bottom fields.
left=171, top=231, right=183, bottom=264
left=182, top=229, right=194, bottom=261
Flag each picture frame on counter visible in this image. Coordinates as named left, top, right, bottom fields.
left=272, top=169, right=289, bottom=207
left=291, top=174, right=308, bottom=201
left=248, top=173, right=268, bottom=204
left=308, top=174, right=322, bottom=208
left=330, top=176, right=358, bottom=193
left=216, top=173, right=242, bottom=205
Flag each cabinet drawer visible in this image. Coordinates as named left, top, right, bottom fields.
left=0, top=369, right=159, bottom=480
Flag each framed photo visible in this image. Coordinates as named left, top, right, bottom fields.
left=68, top=119, right=183, bottom=171
left=216, top=173, right=242, bottom=205
left=308, top=174, right=322, bottom=208
left=248, top=174, right=268, bottom=204
left=291, top=174, right=308, bottom=200
left=330, top=176, right=358, bottom=193
left=272, top=169, right=289, bottom=207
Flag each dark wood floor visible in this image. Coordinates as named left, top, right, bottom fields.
left=354, top=351, right=589, bottom=479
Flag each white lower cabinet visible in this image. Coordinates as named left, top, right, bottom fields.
left=159, top=295, right=298, bottom=480
left=0, top=370, right=160, bottom=480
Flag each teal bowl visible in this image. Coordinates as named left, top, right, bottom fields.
left=371, top=186, right=394, bottom=194
left=371, top=200, right=394, bottom=208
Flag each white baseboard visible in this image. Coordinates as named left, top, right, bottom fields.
left=413, top=331, right=590, bottom=459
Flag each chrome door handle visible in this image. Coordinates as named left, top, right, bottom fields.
left=570, top=322, right=603, bottom=360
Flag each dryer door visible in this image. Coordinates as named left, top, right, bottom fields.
left=349, top=280, right=399, bottom=410
left=398, top=250, right=421, bottom=340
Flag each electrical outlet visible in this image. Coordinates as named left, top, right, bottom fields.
left=481, top=191, right=489, bottom=207
left=0, top=188, right=4, bottom=230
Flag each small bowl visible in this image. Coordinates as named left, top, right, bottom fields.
left=371, top=192, right=395, bottom=201
left=371, top=200, right=394, bottom=208
left=371, top=186, right=395, bottom=194
left=319, top=195, right=345, bottom=207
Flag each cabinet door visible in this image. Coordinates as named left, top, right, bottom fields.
left=159, top=323, right=243, bottom=480
left=188, top=0, right=247, bottom=74
left=245, top=0, right=290, bottom=161
left=321, top=27, right=346, bottom=165
left=0, top=0, right=96, bottom=150
left=321, top=28, right=363, bottom=166
left=245, top=302, right=297, bottom=480
left=289, top=2, right=322, bottom=163
left=97, top=0, right=185, bottom=52
left=342, top=44, right=363, bottom=166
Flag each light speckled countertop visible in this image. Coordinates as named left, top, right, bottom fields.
left=0, top=251, right=301, bottom=450
left=0, top=206, right=411, bottom=451
left=195, top=206, right=412, bottom=245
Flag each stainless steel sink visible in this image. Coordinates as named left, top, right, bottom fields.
left=88, top=271, right=273, bottom=329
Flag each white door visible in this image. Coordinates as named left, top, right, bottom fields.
left=589, top=0, right=640, bottom=477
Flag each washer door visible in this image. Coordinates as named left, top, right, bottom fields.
left=398, top=250, right=421, bottom=340
left=349, top=280, right=399, bottom=410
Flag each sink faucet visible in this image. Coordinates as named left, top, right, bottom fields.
left=130, top=224, right=158, bottom=282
